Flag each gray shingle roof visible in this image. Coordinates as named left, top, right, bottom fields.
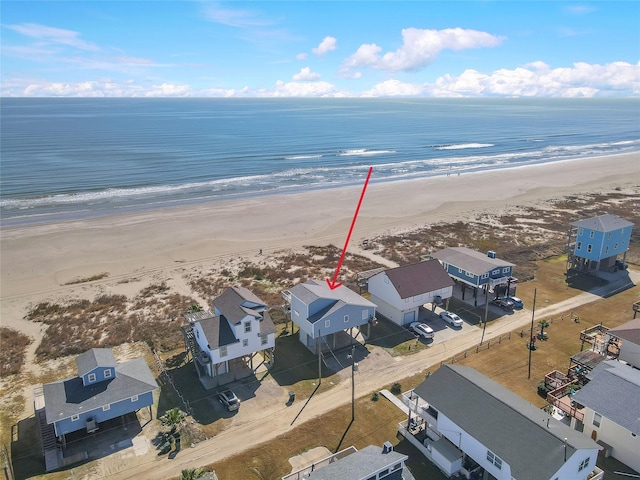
left=413, top=365, right=599, bottom=480
left=607, top=318, right=640, bottom=345
left=213, top=286, right=266, bottom=325
left=44, top=356, right=158, bottom=424
left=75, top=348, right=116, bottom=377
left=430, top=247, right=514, bottom=276
left=194, top=311, right=238, bottom=349
left=382, top=259, right=455, bottom=299
left=572, top=360, right=640, bottom=435
left=304, top=445, right=412, bottom=480
left=570, top=213, right=634, bottom=232
left=260, top=310, right=277, bottom=336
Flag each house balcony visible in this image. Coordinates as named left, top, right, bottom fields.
left=546, top=384, right=585, bottom=422
left=544, top=370, right=571, bottom=391
left=402, top=390, right=438, bottom=426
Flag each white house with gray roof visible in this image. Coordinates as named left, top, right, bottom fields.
left=399, top=364, right=601, bottom=480
left=285, top=279, right=376, bottom=354
left=283, top=443, right=415, bottom=480
left=368, top=259, right=455, bottom=325
left=184, top=286, right=276, bottom=386
left=571, top=360, right=640, bottom=472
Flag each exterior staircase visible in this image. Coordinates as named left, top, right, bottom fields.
left=33, top=386, right=61, bottom=472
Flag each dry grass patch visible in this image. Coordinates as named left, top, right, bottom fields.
left=0, top=327, right=32, bottom=376
left=25, top=282, right=199, bottom=361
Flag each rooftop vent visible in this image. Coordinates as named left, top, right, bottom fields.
left=487, top=250, right=497, bottom=259
left=382, top=441, right=394, bottom=454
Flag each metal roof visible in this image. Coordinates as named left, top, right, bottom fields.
left=289, top=279, right=376, bottom=309
left=572, top=360, right=640, bottom=435
left=570, top=213, right=634, bottom=232
left=413, top=364, right=599, bottom=480
left=430, top=247, right=514, bottom=276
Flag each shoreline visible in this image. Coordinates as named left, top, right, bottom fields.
left=1, top=152, right=639, bottom=305
left=2, top=150, right=639, bottom=230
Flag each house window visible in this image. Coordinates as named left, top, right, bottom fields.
left=362, top=309, right=368, bottom=320
left=245, top=321, right=251, bottom=333
left=220, top=346, right=227, bottom=357
left=261, top=335, right=268, bottom=345
left=605, top=246, right=609, bottom=254
left=88, top=373, right=96, bottom=383
left=131, top=395, right=138, bottom=402
left=466, top=271, right=474, bottom=278
left=608, top=232, right=612, bottom=239
left=492, top=269, right=499, bottom=275
left=71, top=414, right=79, bottom=421
left=614, top=243, right=618, bottom=249
left=243, top=339, right=249, bottom=347
left=104, top=369, right=112, bottom=378
left=379, top=469, right=389, bottom=477
left=481, top=273, right=489, bottom=279
left=344, top=315, right=349, bottom=323
left=103, top=404, right=110, bottom=411
left=502, top=267, right=509, bottom=273
left=587, top=244, right=592, bottom=253
left=196, top=329, right=199, bottom=338
left=487, top=450, right=503, bottom=470
left=578, top=457, right=590, bottom=471
left=578, top=228, right=583, bottom=235
left=577, top=242, right=582, bottom=250
left=458, top=268, right=463, bottom=273
left=589, top=231, right=594, bottom=238
left=390, top=463, right=401, bottom=472
left=294, top=309, right=299, bottom=317
left=325, top=319, right=330, bottom=328
left=384, top=276, right=389, bottom=284
left=593, top=412, right=602, bottom=427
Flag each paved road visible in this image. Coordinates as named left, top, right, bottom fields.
left=102, top=270, right=639, bottom=480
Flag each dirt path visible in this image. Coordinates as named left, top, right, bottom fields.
left=98, top=270, right=639, bottom=480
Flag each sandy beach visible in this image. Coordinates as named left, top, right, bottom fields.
left=2, top=153, right=639, bottom=309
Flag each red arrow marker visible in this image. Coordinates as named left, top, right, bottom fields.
left=326, top=166, right=373, bottom=290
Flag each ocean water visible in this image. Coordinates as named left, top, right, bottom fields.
left=1, top=98, right=639, bottom=227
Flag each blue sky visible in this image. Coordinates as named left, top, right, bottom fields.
left=1, top=1, right=638, bottom=97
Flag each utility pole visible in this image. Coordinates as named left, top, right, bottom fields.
left=528, top=289, right=537, bottom=379
left=318, top=329, right=322, bottom=386
left=481, top=284, right=489, bottom=344
left=350, top=343, right=357, bottom=422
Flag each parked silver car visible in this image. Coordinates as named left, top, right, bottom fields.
left=440, top=311, right=464, bottom=327
left=218, top=389, right=240, bottom=412
left=409, top=322, right=434, bottom=339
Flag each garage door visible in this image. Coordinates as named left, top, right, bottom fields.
left=403, top=311, right=415, bottom=324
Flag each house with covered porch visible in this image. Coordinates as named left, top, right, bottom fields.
left=283, top=279, right=376, bottom=354
left=429, top=247, right=515, bottom=306
left=182, top=286, right=276, bottom=388
left=398, top=364, right=602, bottom=480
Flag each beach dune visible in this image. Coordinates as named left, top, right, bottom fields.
left=1, top=153, right=639, bottom=317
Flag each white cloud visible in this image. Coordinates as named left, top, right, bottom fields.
left=7, top=23, right=99, bottom=51
left=341, top=28, right=504, bottom=75
left=269, top=80, right=340, bottom=97
left=15, top=80, right=192, bottom=97
left=204, top=4, right=273, bottom=27
left=292, top=67, right=321, bottom=81
left=565, top=5, right=597, bottom=15
left=429, top=61, right=640, bottom=97
left=296, top=53, right=308, bottom=61
left=362, top=79, right=424, bottom=97
left=312, top=36, right=337, bottom=56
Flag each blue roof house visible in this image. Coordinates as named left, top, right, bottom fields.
left=42, top=348, right=158, bottom=439
left=284, top=279, right=376, bottom=354
left=567, top=213, right=634, bottom=272
left=429, top=247, right=515, bottom=306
